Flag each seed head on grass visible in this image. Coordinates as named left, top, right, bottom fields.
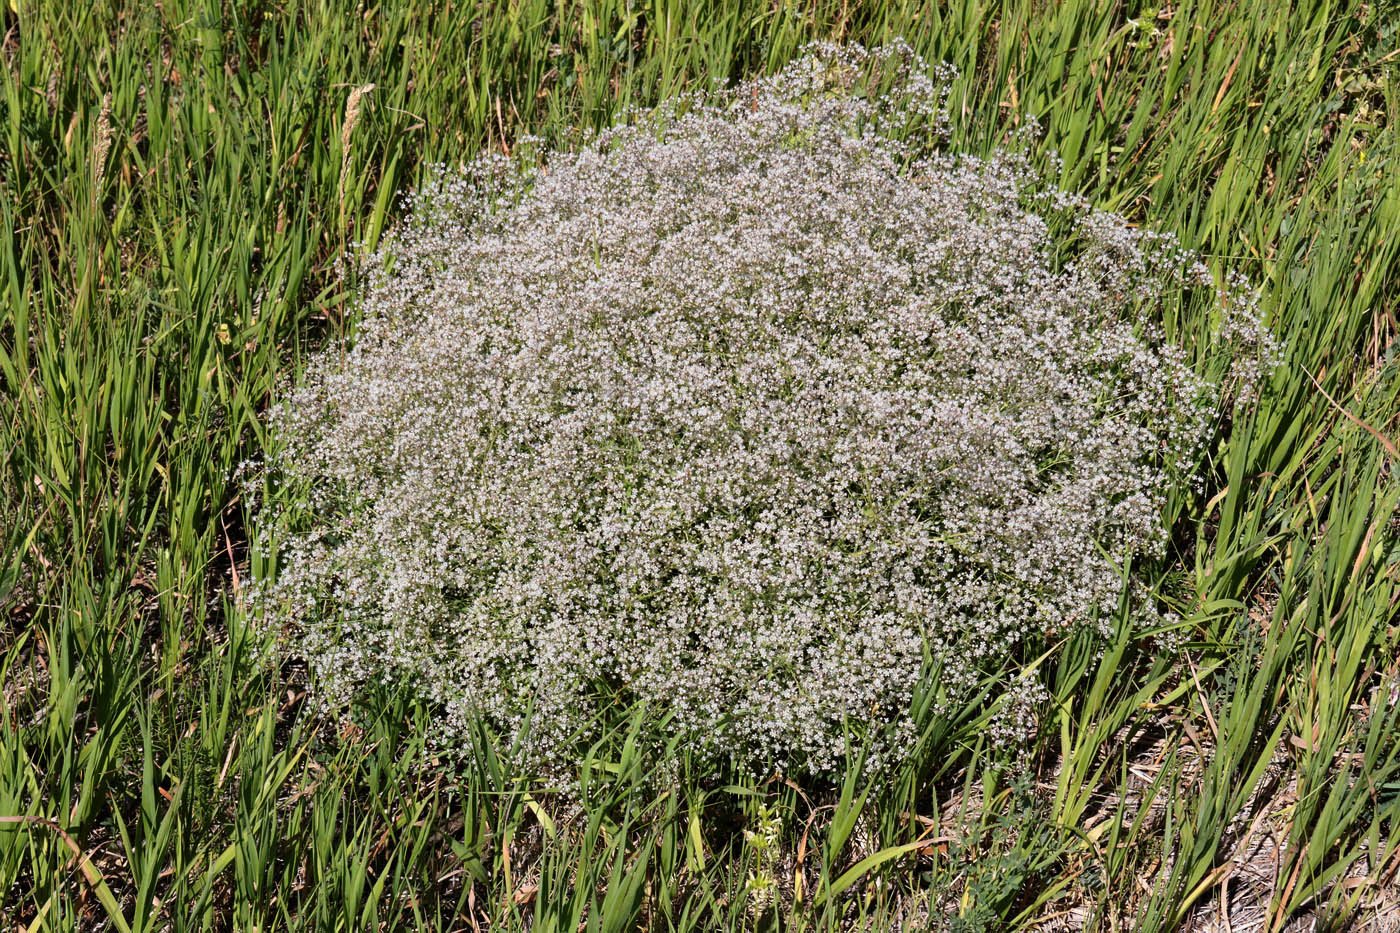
left=255, top=43, right=1277, bottom=780
left=92, top=91, right=113, bottom=198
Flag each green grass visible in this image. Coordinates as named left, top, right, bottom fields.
left=1, top=0, right=1396, bottom=929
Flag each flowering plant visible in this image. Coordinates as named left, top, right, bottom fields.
left=255, top=43, right=1276, bottom=778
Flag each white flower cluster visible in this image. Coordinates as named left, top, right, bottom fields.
left=257, top=43, right=1274, bottom=777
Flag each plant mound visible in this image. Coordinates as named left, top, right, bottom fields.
left=259, top=44, right=1270, bottom=777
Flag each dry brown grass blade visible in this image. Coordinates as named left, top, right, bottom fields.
left=1306, top=366, right=1400, bottom=461
left=0, top=814, right=132, bottom=933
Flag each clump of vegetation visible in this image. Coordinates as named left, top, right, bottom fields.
left=257, top=43, right=1275, bottom=779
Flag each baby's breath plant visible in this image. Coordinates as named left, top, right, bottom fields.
left=255, top=43, right=1276, bottom=780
